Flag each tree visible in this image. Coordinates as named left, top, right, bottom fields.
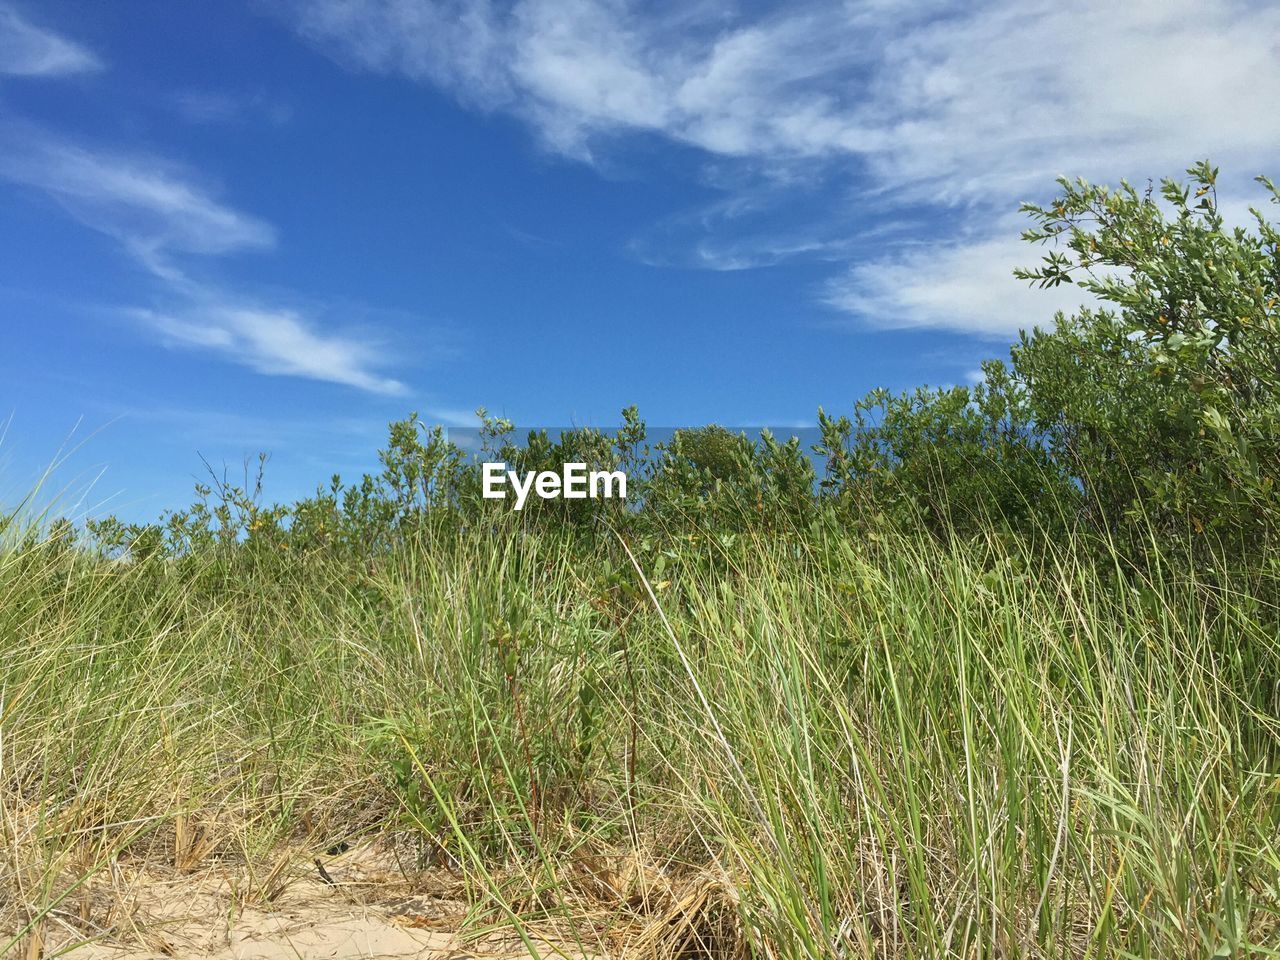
left=1013, top=162, right=1280, bottom=551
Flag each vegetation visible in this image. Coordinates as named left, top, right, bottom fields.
left=3, top=164, right=1279, bottom=958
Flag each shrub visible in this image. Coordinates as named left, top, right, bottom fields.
left=1013, top=161, right=1280, bottom=554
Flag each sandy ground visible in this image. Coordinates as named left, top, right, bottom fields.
left=17, top=843, right=592, bottom=960
left=68, top=898, right=464, bottom=960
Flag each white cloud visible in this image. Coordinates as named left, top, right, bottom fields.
left=822, top=231, right=1097, bottom=338
left=0, top=3, right=101, bottom=77
left=278, top=0, right=1280, bottom=180
left=277, top=0, right=1280, bottom=336
left=288, top=0, right=514, bottom=106
left=0, top=124, right=409, bottom=395
left=431, top=406, right=485, bottom=428
left=0, top=125, right=276, bottom=258
left=144, top=305, right=407, bottom=395
left=857, top=0, right=1280, bottom=200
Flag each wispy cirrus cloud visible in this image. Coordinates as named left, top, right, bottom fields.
left=0, top=123, right=408, bottom=395
left=141, top=304, right=407, bottom=395
left=277, top=0, right=1280, bottom=179
left=0, top=122, right=276, bottom=258
left=821, top=229, right=1099, bottom=339
left=276, top=0, right=1280, bottom=337
left=0, top=2, right=101, bottom=77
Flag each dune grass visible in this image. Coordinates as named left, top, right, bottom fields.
left=2, top=513, right=1278, bottom=958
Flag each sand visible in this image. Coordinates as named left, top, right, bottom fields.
left=17, top=843, right=586, bottom=960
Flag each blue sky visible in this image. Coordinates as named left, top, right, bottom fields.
left=2, top=0, right=1278, bottom=521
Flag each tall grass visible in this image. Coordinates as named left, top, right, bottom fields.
left=2, top=512, right=1278, bottom=958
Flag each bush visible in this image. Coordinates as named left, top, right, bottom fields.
left=78, top=162, right=1280, bottom=569
left=1013, top=161, right=1280, bottom=554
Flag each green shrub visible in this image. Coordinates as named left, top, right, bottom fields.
left=1014, top=161, right=1280, bottom=554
